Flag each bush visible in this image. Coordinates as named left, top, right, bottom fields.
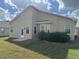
left=48, top=32, right=70, bottom=42
left=37, top=31, right=70, bottom=42
left=37, top=31, right=48, bottom=40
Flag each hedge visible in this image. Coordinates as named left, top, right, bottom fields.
left=37, top=31, right=70, bottom=42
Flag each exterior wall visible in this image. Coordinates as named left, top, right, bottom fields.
left=0, top=21, right=10, bottom=36
left=32, top=9, right=76, bottom=40
left=10, top=7, right=33, bottom=40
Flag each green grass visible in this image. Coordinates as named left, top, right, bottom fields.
left=0, top=37, right=79, bottom=59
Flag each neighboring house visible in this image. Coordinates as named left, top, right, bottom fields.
left=9, top=6, right=77, bottom=41
left=0, top=21, right=10, bottom=36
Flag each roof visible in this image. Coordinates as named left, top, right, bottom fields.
left=10, top=5, right=77, bottom=23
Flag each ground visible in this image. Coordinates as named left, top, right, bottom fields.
left=0, top=37, right=79, bottom=59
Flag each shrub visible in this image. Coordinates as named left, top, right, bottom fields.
left=48, top=32, right=70, bottom=42
left=37, top=31, right=48, bottom=40
left=37, top=31, right=70, bottom=42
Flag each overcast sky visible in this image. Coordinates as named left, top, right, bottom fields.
left=0, top=0, right=79, bottom=21
left=12, top=0, right=79, bottom=9
left=0, top=0, right=79, bottom=27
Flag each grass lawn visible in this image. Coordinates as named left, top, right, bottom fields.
left=0, top=37, right=79, bottom=59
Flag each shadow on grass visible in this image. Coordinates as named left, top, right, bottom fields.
left=6, top=38, right=79, bottom=59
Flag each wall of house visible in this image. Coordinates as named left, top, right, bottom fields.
left=10, top=7, right=33, bottom=40
left=32, top=9, right=76, bottom=40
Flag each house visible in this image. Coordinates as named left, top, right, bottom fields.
left=0, top=21, right=10, bottom=36
left=9, top=6, right=77, bottom=41
left=74, top=20, right=79, bottom=36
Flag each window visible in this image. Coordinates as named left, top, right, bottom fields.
left=34, top=27, right=36, bottom=34
left=11, top=29, right=13, bottom=32
left=64, top=24, right=70, bottom=33
left=40, top=24, right=51, bottom=32
left=21, top=29, right=23, bottom=35
left=26, top=27, right=29, bottom=34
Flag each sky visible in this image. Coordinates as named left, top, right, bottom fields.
left=0, top=0, right=79, bottom=26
